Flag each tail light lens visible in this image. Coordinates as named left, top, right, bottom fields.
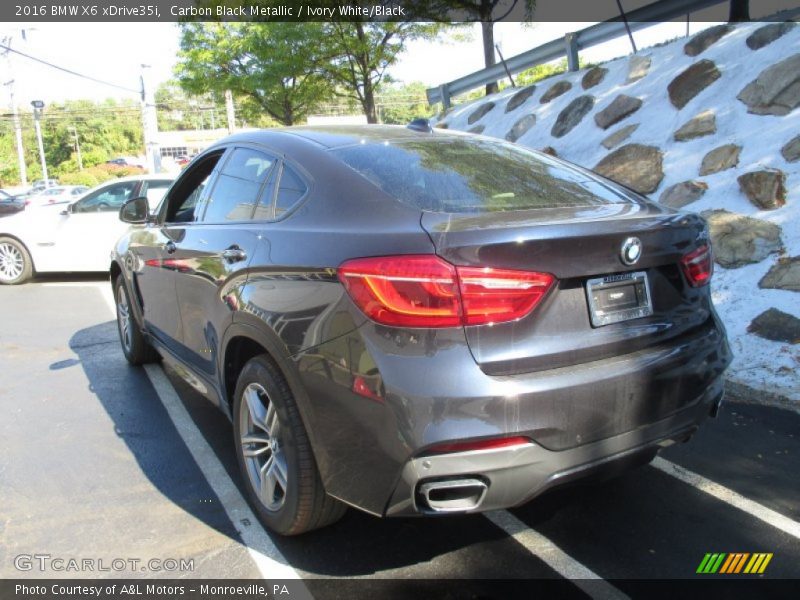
left=338, top=255, right=554, bottom=328
left=681, top=244, right=713, bottom=287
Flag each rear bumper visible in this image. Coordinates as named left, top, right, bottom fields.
left=295, top=311, right=731, bottom=517
left=385, top=378, right=723, bottom=516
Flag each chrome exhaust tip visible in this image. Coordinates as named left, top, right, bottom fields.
left=418, top=478, right=488, bottom=513
left=709, top=392, right=725, bottom=418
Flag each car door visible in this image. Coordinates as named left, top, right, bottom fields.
left=33, top=179, right=139, bottom=272
left=169, top=145, right=277, bottom=379
left=133, top=153, right=226, bottom=353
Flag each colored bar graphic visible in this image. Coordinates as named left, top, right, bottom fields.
left=698, top=552, right=773, bottom=575
left=719, top=554, right=735, bottom=574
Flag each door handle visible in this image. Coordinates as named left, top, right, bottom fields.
left=222, top=245, right=247, bottom=263
left=164, top=241, right=177, bottom=254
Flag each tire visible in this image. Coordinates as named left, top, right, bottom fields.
left=0, top=236, right=33, bottom=285
left=233, top=354, right=346, bottom=535
left=115, top=274, right=160, bottom=365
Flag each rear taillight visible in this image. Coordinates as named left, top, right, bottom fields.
left=337, top=255, right=554, bottom=328
left=681, top=244, right=713, bottom=287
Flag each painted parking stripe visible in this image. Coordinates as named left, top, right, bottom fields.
left=485, top=511, right=630, bottom=600
left=652, top=457, right=800, bottom=540
left=97, top=286, right=302, bottom=581
left=143, top=365, right=302, bottom=580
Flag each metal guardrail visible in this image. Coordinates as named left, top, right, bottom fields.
left=426, top=0, right=728, bottom=107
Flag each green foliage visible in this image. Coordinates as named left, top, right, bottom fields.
left=321, top=22, right=449, bottom=123
left=378, top=82, right=436, bottom=125
left=155, top=81, right=225, bottom=131
left=58, top=170, right=101, bottom=187
left=174, top=22, right=450, bottom=125
left=515, top=59, right=570, bottom=86
left=59, top=164, right=145, bottom=187
left=176, top=22, right=335, bottom=126
left=0, top=99, right=143, bottom=186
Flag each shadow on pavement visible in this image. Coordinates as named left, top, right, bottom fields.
left=66, top=321, right=560, bottom=578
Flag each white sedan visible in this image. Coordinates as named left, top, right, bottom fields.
left=25, top=185, right=89, bottom=208
left=0, top=175, right=173, bottom=284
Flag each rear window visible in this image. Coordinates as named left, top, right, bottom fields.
left=332, top=138, right=628, bottom=213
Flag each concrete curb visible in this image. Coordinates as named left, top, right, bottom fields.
left=724, top=377, right=799, bottom=414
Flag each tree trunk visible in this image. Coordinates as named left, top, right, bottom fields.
left=481, top=21, right=498, bottom=96
left=728, top=0, right=749, bottom=22
left=362, top=79, right=378, bottom=124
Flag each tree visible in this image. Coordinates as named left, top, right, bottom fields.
left=409, top=1, right=536, bottom=96
left=1, top=98, right=143, bottom=186
left=378, top=82, right=436, bottom=125
left=155, top=81, right=225, bottom=131
left=175, top=23, right=334, bottom=126
left=321, top=22, right=447, bottom=124
left=728, top=0, right=749, bottom=22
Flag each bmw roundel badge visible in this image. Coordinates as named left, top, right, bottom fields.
left=620, top=237, right=642, bottom=265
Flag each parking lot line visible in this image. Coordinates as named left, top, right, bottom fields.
left=143, top=365, right=302, bottom=580
left=485, top=511, right=630, bottom=600
left=97, top=285, right=301, bottom=580
left=652, top=457, right=800, bottom=540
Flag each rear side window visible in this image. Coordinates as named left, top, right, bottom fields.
left=275, top=165, right=307, bottom=218
left=252, top=162, right=308, bottom=221
left=202, top=148, right=276, bottom=223
left=332, top=138, right=629, bottom=213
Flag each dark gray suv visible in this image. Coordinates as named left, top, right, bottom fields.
left=111, top=125, right=731, bottom=535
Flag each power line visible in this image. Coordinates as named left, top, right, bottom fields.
left=0, top=42, right=141, bottom=95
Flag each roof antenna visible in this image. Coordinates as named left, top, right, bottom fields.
left=407, top=118, right=433, bottom=133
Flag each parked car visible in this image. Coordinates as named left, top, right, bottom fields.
left=0, top=174, right=173, bottom=284
left=110, top=125, right=731, bottom=536
left=0, top=190, right=25, bottom=216
left=25, top=185, right=89, bottom=208
left=107, top=156, right=145, bottom=169
left=30, top=178, right=59, bottom=192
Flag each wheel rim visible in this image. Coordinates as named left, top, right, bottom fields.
left=116, top=284, right=132, bottom=352
left=0, top=242, right=24, bottom=281
left=239, top=382, right=289, bottom=512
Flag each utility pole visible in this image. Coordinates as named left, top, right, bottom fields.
left=139, top=64, right=161, bottom=174
left=68, top=126, right=82, bottom=170
left=225, top=89, right=236, bottom=134
left=2, top=34, right=28, bottom=187
left=31, top=100, right=48, bottom=186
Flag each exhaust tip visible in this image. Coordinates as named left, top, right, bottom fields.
left=709, top=392, right=725, bottom=418
left=418, top=478, right=488, bottom=513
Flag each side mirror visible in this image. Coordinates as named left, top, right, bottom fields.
left=119, top=196, right=149, bottom=224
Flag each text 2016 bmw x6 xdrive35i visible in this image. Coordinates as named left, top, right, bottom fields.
left=111, top=125, right=731, bottom=535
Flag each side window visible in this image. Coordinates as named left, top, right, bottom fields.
left=201, top=148, right=276, bottom=223
left=73, top=181, right=137, bottom=213
left=164, top=152, right=224, bottom=223
left=274, top=164, right=308, bottom=218
left=141, top=180, right=173, bottom=211
left=252, top=169, right=278, bottom=221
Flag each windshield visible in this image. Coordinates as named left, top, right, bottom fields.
left=332, top=137, right=629, bottom=213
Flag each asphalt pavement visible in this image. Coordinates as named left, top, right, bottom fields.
left=1, top=275, right=798, bottom=598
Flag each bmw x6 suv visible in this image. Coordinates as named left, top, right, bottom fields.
left=111, top=125, right=731, bottom=535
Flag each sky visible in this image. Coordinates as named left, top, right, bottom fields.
left=0, top=20, right=718, bottom=109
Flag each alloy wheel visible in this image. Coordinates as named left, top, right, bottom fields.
left=0, top=242, right=24, bottom=282
left=116, top=285, right=132, bottom=352
left=239, top=382, right=289, bottom=512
